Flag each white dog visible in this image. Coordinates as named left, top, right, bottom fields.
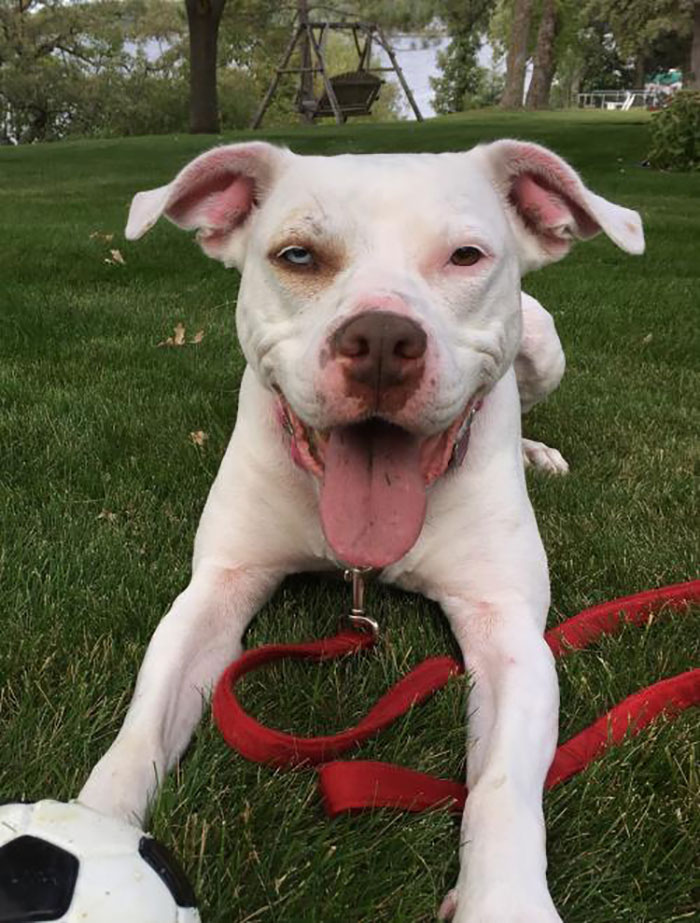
left=79, top=139, right=643, bottom=921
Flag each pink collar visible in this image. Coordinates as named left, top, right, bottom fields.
left=447, top=398, right=482, bottom=472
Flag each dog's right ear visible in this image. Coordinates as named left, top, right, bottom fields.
left=125, top=142, right=290, bottom=267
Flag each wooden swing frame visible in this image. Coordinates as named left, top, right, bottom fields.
left=250, top=18, right=423, bottom=129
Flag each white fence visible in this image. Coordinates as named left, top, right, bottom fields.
left=577, top=90, right=664, bottom=110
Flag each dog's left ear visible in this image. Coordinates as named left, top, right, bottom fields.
left=481, top=140, right=644, bottom=271
left=124, top=141, right=291, bottom=267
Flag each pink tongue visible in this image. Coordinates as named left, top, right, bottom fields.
left=320, top=420, right=427, bottom=569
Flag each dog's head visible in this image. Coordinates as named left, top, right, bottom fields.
left=127, top=140, right=643, bottom=568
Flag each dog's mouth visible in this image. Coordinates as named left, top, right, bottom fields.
left=277, top=395, right=478, bottom=569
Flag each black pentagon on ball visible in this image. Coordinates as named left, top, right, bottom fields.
left=0, top=835, right=79, bottom=922
left=138, top=837, right=197, bottom=909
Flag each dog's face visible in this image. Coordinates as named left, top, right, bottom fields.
left=127, top=141, right=643, bottom=568
left=240, top=150, right=519, bottom=431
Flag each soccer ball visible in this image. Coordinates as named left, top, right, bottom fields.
left=0, top=800, right=201, bottom=922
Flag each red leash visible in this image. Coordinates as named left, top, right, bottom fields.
left=213, top=580, right=700, bottom=816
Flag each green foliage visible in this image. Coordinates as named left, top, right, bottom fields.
left=648, top=90, right=700, bottom=171
left=550, top=16, right=636, bottom=105
left=429, top=0, right=498, bottom=113
left=0, top=0, right=403, bottom=143
left=576, top=23, right=636, bottom=92
left=489, top=0, right=524, bottom=61
left=0, top=0, right=190, bottom=142
left=348, top=0, right=439, bottom=30
left=219, top=3, right=296, bottom=130
left=431, top=36, right=481, bottom=113
left=584, top=0, right=694, bottom=64
left=431, top=36, right=503, bottom=112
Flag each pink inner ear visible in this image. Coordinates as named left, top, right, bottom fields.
left=510, top=171, right=600, bottom=247
left=167, top=170, right=256, bottom=232
left=513, top=174, right=572, bottom=230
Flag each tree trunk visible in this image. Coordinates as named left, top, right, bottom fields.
left=690, top=0, right=700, bottom=89
left=525, top=0, right=559, bottom=109
left=296, top=0, right=315, bottom=122
left=186, top=0, right=226, bottom=134
left=501, top=0, right=534, bottom=108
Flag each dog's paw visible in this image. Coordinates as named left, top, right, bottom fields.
left=78, top=743, right=157, bottom=828
left=522, top=438, right=569, bottom=475
left=438, top=887, right=563, bottom=923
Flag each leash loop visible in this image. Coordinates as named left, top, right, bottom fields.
left=213, top=578, right=700, bottom=815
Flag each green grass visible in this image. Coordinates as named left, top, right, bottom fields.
left=0, top=109, right=698, bottom=922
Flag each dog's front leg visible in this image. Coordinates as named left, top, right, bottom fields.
left=78, top=561, right=281, bottom=826
left=516, top=294, right=568, bottom=475
left=439, top=591, right=561, bottom=923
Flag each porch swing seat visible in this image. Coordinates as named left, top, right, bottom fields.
left=312, top=71, right=383, bottom=119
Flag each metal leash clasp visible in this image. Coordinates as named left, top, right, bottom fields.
left=343, top=566, right=379, bottom=637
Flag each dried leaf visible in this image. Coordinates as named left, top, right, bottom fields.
left=191, top=329, right=205, bottom=344
left=173, top=322, right=186, bottom=345
left=157, top=323, right=187, bottom=347
left=110, top=248, right=126, bottom=265
left=97, top=509, right=117, bottom=522
left=90, top=231, right=114, bottom=242
left=241, top=801, right=252, bottom=825
left=189, top=430, right=208, bottom=447
left=642, top=333, right=653, bottom=345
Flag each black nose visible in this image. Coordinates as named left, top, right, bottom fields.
left=332, top=311, right=427, bottom=391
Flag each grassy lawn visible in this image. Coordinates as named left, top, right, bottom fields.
left=1, top=109, right=698, bottom=922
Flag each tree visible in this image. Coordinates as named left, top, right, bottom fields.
left=431, top=34, right=483, bottom=112
left=428, top=0, right=496, bottom=112
left=585, top=0, right=694, bottom=85
left=692, top=0, right=700, bottom=87
left=351, top=0, right=439, bottom=30
left=185, top=0, right=226, bottom=133
left=501, top=0, right=534, bottom=106
left=185, top=0, right=288, bottom=134
left=577, top=23, right=635, bottom=91
left=525, top=0, right=560, bottom=107
left=0, top=0, right=187, bottom=143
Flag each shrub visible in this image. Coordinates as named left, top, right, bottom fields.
left=648, top=90, right=700, bottom=172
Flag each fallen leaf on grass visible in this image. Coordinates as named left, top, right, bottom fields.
left=104, top=248, right=126, bottom=266
left=241, top=801, right=252, bottom=825
left=90, top=231, right=114, bottom=243
left=158, top=323, right=187, bottom=347
left=642, top=333, right=653, bottom=345
left=97, top=509, right=117, bottom=522
left=157, top=324, right=205, bottom=347
left=189, top=430, right=208, bottom=447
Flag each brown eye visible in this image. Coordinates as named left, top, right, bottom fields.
left=450, top=246, right=483, bottom=266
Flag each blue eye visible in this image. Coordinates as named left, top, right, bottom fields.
left=278, top=246, right=313, bottom=266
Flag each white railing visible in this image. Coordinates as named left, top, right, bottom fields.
left=577, top=89, right=663, bottom=110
